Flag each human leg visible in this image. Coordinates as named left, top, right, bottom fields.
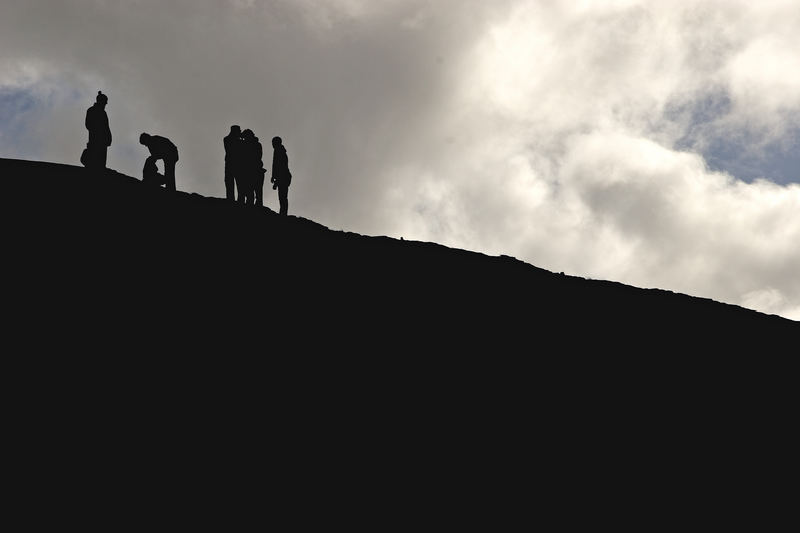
left=235, top=175, right=245, bottom=203
left=278, top=184, right=289, bottom=215
left=85, top=143, right=101, bottom=170
left=224, top=164, right=235, bottom=200
left=245, top=173, right=254, bottom=205
left=255, top=174, right=264, bottom=206
left=165, top=158, right=176, bottom=191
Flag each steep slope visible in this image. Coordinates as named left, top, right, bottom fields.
left=1, top=157, right=795, bottom=356
left=2, top=158, right=795, bottom=521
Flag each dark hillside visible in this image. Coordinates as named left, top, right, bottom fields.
left=1, top=157, right=795, bottom=521
left=1, top=157, right=794, bottom=356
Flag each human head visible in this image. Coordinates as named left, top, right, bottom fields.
left=230, top=125, right=240, bottom=134
left=272, top=136, right=282, bottom=148
left=96, top=91, right=108, bottom=106
left=139, top=133, right=151, bottom=145
left=242, top=129, right=254, bottom=140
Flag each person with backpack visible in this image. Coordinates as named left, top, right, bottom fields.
left=270, top=136, right=292, bottom=216
left=83, top=91, right=112, bottom=170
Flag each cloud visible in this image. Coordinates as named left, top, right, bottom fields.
left=382, top=0, right=800, bottom=319
left=1, top=0, right=799, bottom=320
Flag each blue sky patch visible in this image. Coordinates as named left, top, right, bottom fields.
left=670, top=92, right=800, bottom=185
left=702, top=129, right=800, bottom=185
left=0, top=86, right=46, bottom=158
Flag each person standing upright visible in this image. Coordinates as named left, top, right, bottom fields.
left=238, top=129, right=256, bottom=205
left=249, top=131, right=265, bottom=206
left=270, top=136, right=291, bottom=216
left=83, top=91, right=112, bottom=170
left=223, top=125, right=242, bottom=201
left=239, top=129, right=265, bottom=206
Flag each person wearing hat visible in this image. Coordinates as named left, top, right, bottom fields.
left=139, top=132, right=179, bottom=191
left=83, top=91, right=112, bottom=170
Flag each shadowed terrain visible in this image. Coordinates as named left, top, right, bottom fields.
left=1, top=157, right=794, bottom=352
left=1, top=157, right=795, bottom=521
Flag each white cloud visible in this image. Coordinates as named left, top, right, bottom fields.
left=382, top=0, right=800, bottom=319
left=1, top=0, right=799, bottom=320
left=742, top=288, right=800, bottom=321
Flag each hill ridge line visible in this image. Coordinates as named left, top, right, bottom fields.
left=1, top=156, right=796, bottom=329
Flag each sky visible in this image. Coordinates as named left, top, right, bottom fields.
left=1, top=0, right=799, bottom=320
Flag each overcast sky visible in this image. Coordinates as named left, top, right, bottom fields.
left=1, top=0, right=799, bottom=320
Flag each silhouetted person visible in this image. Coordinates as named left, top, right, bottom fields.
left=235, top=129, right=252, bottom=205
left=139, top=133, right=179, bottom=192
left=271, top=136, right=292, bottom=216
left=83, top=91, right=112, bottom=170
left=142, top=156, right=166, bottom=186
left=223, top=125, right=242, bottom=201
left=254, top=134, right=266, bottom=206
left=241, top=129, right=265, bottom=206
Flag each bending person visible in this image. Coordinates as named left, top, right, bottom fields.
left=139, top=133, right=179, bottom=191
left=142, top=156, right=165, bottom=186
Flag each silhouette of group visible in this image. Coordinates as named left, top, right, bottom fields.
left=223, top=126, right=293, bottom=214
left=83, top=91, right=293, bottom=215
left=224, top=126, right=265, bottom=205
